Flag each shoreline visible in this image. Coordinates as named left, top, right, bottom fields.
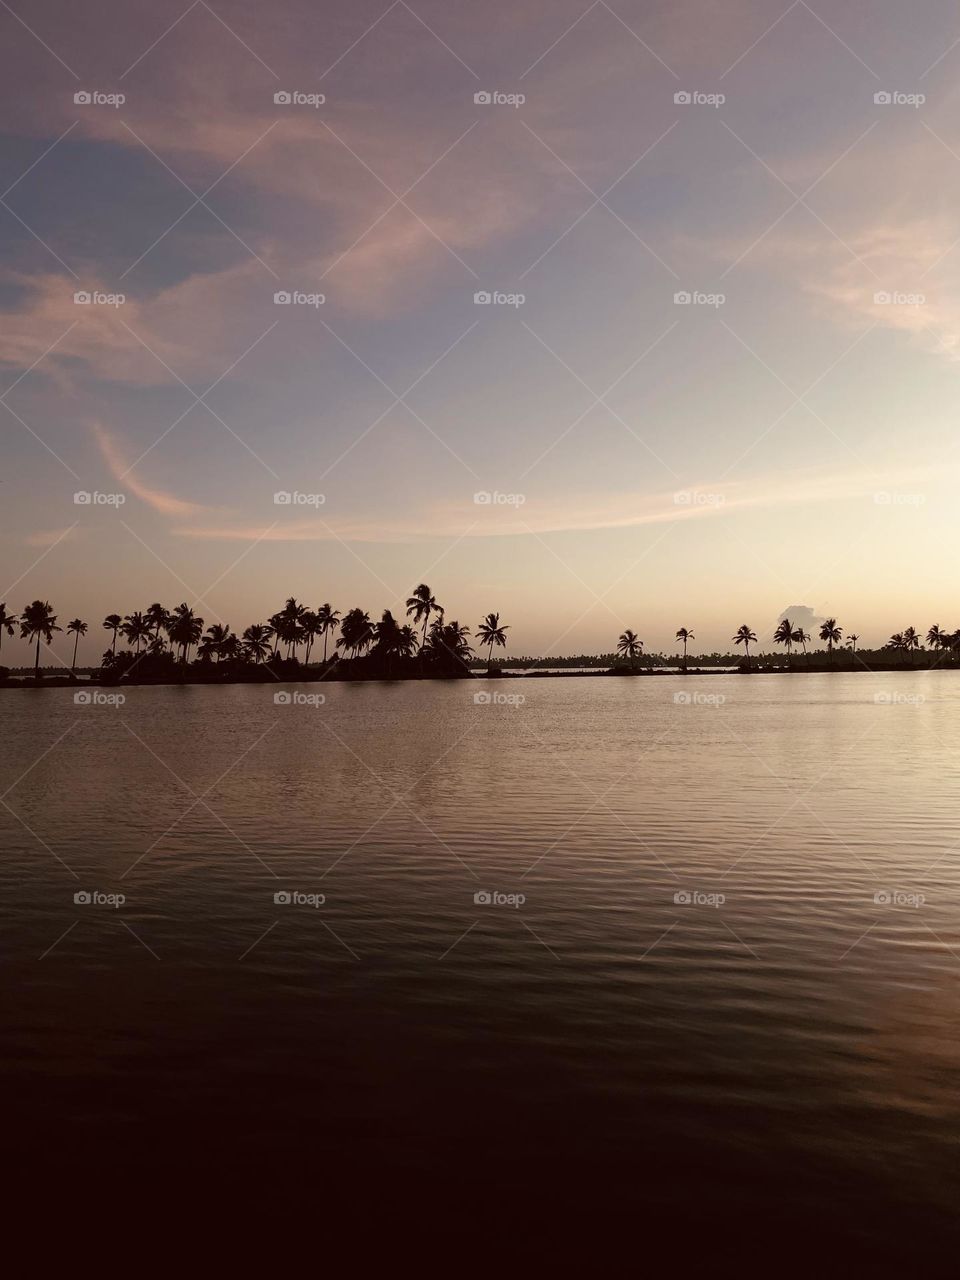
left=1, top=662, right=954, bottom=690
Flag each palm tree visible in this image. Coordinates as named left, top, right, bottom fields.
left=903, top=626, right=920, bottom=665
left=66, top=618, right=87, bottom=672
left=0, top=602, right=15, bottom=654
left=121, top=612, right=151, bottom=655
left=773, top=618, right=794, bottom=666
left=103, top=613, right=122, bottom=654
left=927, top=624, right=946, bottom=652
left=424, top=618, right=473, bottom=671
left=406, top=583, right=442, bottom=652
left=20, top=601, right=61, bottom=680
left=793, top=628, right=810, bottom=667
left=476, top=612, right=509, bottom=667
left=200, top=622, right=233, bottom=662
left=241, top=624, right=273, bottom=663
left=166, top=604, right=203, bottom=664
left=675, top=627, right=694, bottom=669
left=733, top=625, right=757, bottom=669
left=300, top=611, right=320, bottom=665
left=819, top=618, right=842, bottom=662
left=617, top=629, right=643, bottom=669
left=338, top=608, right=373, bottom=658
left=396, top=625, right=419, bottom=659
left=848, top=634, right=860, bottom=653
left=145, top=603, right=169, bottom=643
left=316, top=604, right=340, bottom=663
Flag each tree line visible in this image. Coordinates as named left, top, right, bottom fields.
left=0, top=587, right=509, bottom=680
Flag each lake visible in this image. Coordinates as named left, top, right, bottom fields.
left=2, top=671, right=959, bottom=1254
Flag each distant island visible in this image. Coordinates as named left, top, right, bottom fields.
left=1, top=590, right=954, bottom=688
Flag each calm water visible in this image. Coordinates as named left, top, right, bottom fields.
left=3, top=672, right=960, bottom=1252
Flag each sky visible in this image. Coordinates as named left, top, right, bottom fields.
left=2, top=0, right=960, bottom=664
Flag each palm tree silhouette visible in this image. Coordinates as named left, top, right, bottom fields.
left=241, top=624, right=273, bottom=663
left=819, top=618, right=842, bottom=662
left=477, top=612, right=509, bottom=667
left=338, top=608, right=373, bottom=658
left=200, top=622, right=233, bottom=662
left=66, top=618, right=87, bottom=672
left=20, top=601, right=61, bottom=680
left=675, top=627, right=694, bottom=669
left=617, top=629, right=643, bottom=669
left=167, top=604, right=203, bottom=664
left=300, top=611, right=320, bottom=664
left=316, top=604, right=340, bottom=663
left=927, top=624, right=946, bottom=652
left=773, top=618, right=794, bottom=666
left=903, top=626, right=920, bottom=665
left=793, top=628, right=810, bottom=666
left=122, top=612, right=151, bottom=655
left=103, top=613, right=122, bottom=655
left=424, top=618, right=472, bottom=670
left=848, top=634, right=860, bottom=653
left=406, top=583, right=441, bottom=656
left=733, top=624, right=757, bottom=669
left=0, top=602, right=15, bottom=654
left=145, top=603, right=169, bottom=644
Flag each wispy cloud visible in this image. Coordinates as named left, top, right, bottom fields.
left=94, top=422, right=213, bottom=516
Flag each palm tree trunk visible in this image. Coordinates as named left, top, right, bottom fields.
left=72, top=633, right=79, bottom=671
left=35, top=632, right=41, bottom=680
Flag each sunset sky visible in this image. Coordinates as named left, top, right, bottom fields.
left=3, top=0, right=960, bottom=662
